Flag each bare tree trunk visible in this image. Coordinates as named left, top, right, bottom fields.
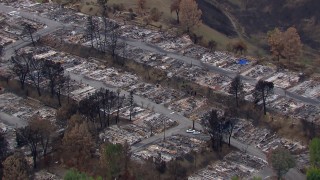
left=176, top=11, right=180, bottom=24
left=235, top=89, right=238, bottom=107
left=262, top=91, right=266, bottom=115
left=57, top=91, right=61, bottom=107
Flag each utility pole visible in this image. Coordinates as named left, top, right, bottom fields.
left=116, top=88, right=121, bottom=124
left=163, top=118, right=166, bottom=141
left=67, top=73, right=70, bottom=104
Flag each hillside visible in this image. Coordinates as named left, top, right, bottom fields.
left=209, top=0, right=320, bottom=51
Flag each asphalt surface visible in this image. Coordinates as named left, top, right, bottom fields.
left=68, top=72, right=306, bottom=180
left=0, top=3, right=318, bottom=106
left=0, top=112, right=26, bottom=128
left=0, top=4, right=308, bottom=179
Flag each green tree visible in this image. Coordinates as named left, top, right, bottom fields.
left=252, top=176, right=262, bottom=180
left=268, top=148, right=295, bottom=180
left=310, top=138, right=320, bottom=167
left=307, top=167, right=320, bottom=180
left=231, top=176, right=239, bottom=180
left=64, top=169, right=102, bottom=180
left=100, top=143, right=131, bottom=179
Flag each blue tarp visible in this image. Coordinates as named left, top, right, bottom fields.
left=238, top=59, right=249, bottom=65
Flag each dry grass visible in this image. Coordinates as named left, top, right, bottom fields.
left=264, top=113, right=309, bottom=145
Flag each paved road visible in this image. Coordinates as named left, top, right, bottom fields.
left=0, top=4, right=62, bottom=60
left=0, top=111, right=26, bottom=128
left=67, top=72, right=203, bottom=151
left=68, top=72, right=305, bottom=179
left=123, top=39, right=320, bottom=106
left=0, top=3, right=318, bottom=106
left=0, top=4, right=307, bottom=179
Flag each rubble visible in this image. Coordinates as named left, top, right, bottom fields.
left=0, top=93, right=56, bottom=122
left=232, top=119, right=309, bottom=168
left=128, top=82, right=184, bottom=105
left=269, top=97, right=305, bottom=115
left=265, top=70, right=300, bottom=89
left=242, top=65, right=275, bottom=80
left=34, top=170, right=62, bottom=180
left=133, top=135, right=206, bottom=161
left=181, top=45, right=209, bottom=59
left=289, top=80, right=320, bottom=100
left=121, top=106, right=178, bottom=133
left=168, top=97, right=207, bottom=117
left=293, top=104, right=320, bottom=124
left=189, top=152, right=267, bottom=180
left=99, top=124, right=148, bottom=146
left=66, top=60, right=139, bottom=88
left=196, top=72, right=232, bottom=91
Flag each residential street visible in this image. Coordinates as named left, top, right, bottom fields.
left=0, top=3, right=308, bottom=179
left=0, top=111, right=26, bottom=128
left=68, top=72, right=305, bottom=180
left=0, top=4, right=318, bottom=106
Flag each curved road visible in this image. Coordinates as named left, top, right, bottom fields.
left=68, top=72, right=305, bottom=180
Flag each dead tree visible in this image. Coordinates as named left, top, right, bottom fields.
left=65, top=74, right=71, bottom=104
left=21, top=23, right=37, bottom=46
left=42, top=60, right=64, bottom=97
left=105, top=90, right=112, bottom=127
left=228, top=74, right=244, bottom=107
left=208, top=40, right=217, bottom=52
left=10, top=54, right=30, bottom=90
left=204, top=110, right=224, bottom=151
left=16, top=124, right=40, bottom=169
left=146, top=121, right=154, bottom=136
left=96, top=23, right=104, bottom=52
left=0, top=45, right=3, bottom=57
left=253, top=80, right=274, bottom=115
left=29, top=116, right=54, bottom=157
left=154, top=153, right=167, bottom=178
left=109, top=23, right=120, bottom=59
left=225, top=117, right=236, bottom=147
left=129, top=91, right=134, bottom=121
left=78, top=94, right=100, bottom=129
left=85, top=16, right=96, bottom=48
left=28, top=57, right=44, bottom=96
left=0, top=132, right=8, bottom=162
left=98, top=0, right=109, bottom=17
left=96, top=89, right=106, bottom=128
left=119, top=42, right=127, bottom=66
left=170, top=0, right=181, bottom=24
left=55, top=75, right=66, bottom=107
left=116, top=89, right=122, bottom=124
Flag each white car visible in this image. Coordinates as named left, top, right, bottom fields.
left=186, top=129, right=195, bottom=133
left=192, top=131, right=201, bottom=135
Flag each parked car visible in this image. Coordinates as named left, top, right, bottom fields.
left=192, top=131, right=201, bottom=135
left=186, top=129, right=195, bottom=133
